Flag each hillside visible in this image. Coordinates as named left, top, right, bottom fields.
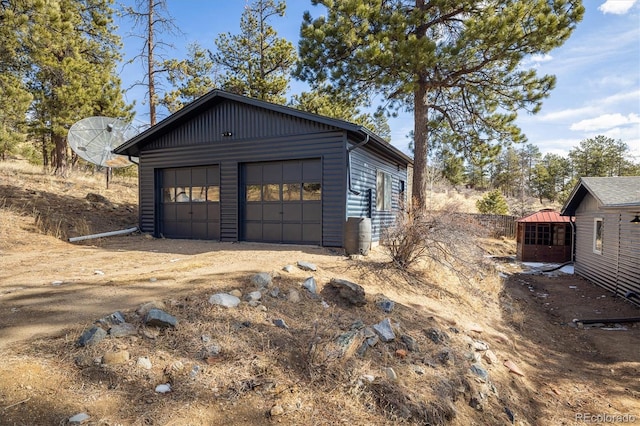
left=0, top=159, right=638, bottom=425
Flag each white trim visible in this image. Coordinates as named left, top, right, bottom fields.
left=593, top=217, right=603, bottom=254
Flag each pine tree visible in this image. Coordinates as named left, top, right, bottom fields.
left=289, top=86, right=391, bottom=140
left=0, top=1, right=33, bottom=160
left=25, top=0, right=131, bottom=175
left=213, top=0, right=296, bottom=103
left=296, top=0, right=584, bottom=208
left=162, top=43, right=218, bottom=113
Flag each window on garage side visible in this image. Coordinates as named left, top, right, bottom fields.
left=593, top=218, right=603, bottom=254
left=376, top=170, right=392, bottom=211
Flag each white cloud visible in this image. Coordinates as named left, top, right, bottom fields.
left=600, top=89, right=640, bottom=105
left=570, top=113, right=640, bottom=131
left=598, top=0, right=638, bottom=15
left=539, top=106, right=599, bottom=122
left=530, top=53, right=553, bottom=63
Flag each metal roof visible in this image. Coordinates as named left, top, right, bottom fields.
left=113, top=90, right=413, bottom=165
left=517, top=209, right=572, bottom=223
left=561, top=176, right=640, bottom=216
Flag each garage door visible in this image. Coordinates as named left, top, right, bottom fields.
left=242, top=159, right=322, bottom=244
left=161, top=166, right=220, bottom=239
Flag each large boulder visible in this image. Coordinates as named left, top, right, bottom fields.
left=327, top=278, right=366, bottom=306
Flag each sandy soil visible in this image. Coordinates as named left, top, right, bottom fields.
left=0, top=161, right=638, bottom=425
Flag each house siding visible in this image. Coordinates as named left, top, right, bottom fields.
left=347, top=142, right=407, bottom=242
left=574, top=193, right=640, bottom=302
left=138, top=131, right=347, bottom=247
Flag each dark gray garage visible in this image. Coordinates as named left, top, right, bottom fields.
left=114, top=90, right=412, bottom=248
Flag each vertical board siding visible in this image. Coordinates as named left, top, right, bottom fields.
left=145, top=100, right=328, bottom=151
left=574, top=193, right=640, bottom=304
left=347, top=143, right=408, bottom=242
left=138, top=131, right=347, bottom=247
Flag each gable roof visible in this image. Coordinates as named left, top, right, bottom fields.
left=561, top=176, right=640, bottom=216
left=517, top=209, right=571, bottom=223
left=113, top=90, right=412, bottom=165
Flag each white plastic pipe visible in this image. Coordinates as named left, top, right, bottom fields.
left=69, top=226, right=138, bottom=242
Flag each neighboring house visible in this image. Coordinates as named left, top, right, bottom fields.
left=561, top=176, right=640, bottom=303
left=114, top=90, right=412, bottom=249
left=515, top=209, right=573, bottom=263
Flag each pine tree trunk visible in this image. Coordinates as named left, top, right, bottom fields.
left=52, top=133, right=68, bottom=177
left=412, top=80, right=428, bottom=210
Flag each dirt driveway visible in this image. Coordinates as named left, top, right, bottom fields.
left=0, top=235, right=354, bottom=348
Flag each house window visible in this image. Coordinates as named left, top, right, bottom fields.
left=593, top=218, right=603, bottom=254
left=376, top=170, right=392, bottom=211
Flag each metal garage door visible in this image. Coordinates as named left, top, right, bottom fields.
left=160, top=166, right=220, bottom=239
left=242, top=159, right=322, bottom=244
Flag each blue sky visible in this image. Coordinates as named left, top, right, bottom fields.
left=116, top=0, right=640, bottom=161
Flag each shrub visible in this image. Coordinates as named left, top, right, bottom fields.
left=476, top=189, right=509, bottom=215
left=382, top=201, right=486, bottom=282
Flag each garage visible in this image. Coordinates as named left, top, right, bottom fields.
left=114, top=90, right=412, bottom=248
left=160, top=166, right=220, bottom=239
left=242, top=159, right=322, bottom=244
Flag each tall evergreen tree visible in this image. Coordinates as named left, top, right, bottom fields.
left=0, top=1, right=33, bottom=160
left=25, top=0, right=131, bottom=175
left=213, top=0, right=296, bottom=103
left=296, top=0, right=584, bottom=208
left=161, top=43, right=218, bottom=113
left=568, top=135, right=635, bottom=178
left=289, top=85, right=391, bottom=140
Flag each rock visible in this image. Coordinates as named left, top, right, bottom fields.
left=438, top=349, right=452, bottom=365
left=190, top=365, right=200, bottom=378
left=136, top=301, right=166, bottom=317
left=251, top=272, right=272, bottom=288
left=288, top=289, right=300, bottom=303
left=328, top=278, right=366, bottom=306
left=282, top=265, right=294, bottom=273
left=142, top=328, right=160, bottom=339
left=200, top=343, right=221, bottom=359
left=425, top=328, right=448, bottom=344
left=209, top=293, right=241, bottom=308
left=372, top=318, right=396, bottom=342
left=74, top=355, right=94, bottom=368
left=483, top=350, right=498, bottom=365
left=302, top=277, right=317, bottom=294
left=229, top=289, right=242, bottom=298
left=86, top=192, right=109, bottom=203
left=68, top=412, right=90, bottom=424
left=258, top=305, right=267, bottom=312
left=109, top=323, right=137, bottom=338
left=102, top=350, right=130, bottom=365
left=503, top=359, right=525, bottom=377
left=155, top=383, right=171, bottom=393
left=270, top=287, right=280, bottom=298
left=413, top=365, right=425, bottom=375
left=145, top=309, right=178, bottom=328
left=395, top=349, right=407, bottom=359
left=361, top=374, right=375, bottom=382
left=94, top=270, right=105, bottom=275
left=170, top=361, right=184, bottom=371
left=270, top=404, right=284, bottom=416
left=245, top=290, right=262, bottom=302
left=401, top=334, right=419, bottom=352
left=385, top=367, right=397, bottom=381
left=470, top=363, right=489, bottom=382
left=97, top=311, right=126, bottom=327
left=76, top=326, right=107, bottom=347
left=469, top=323, right=484, bottom=333
left=473, top=340, right=489, bottom=351
left=469, top=396, right=484, bottom=411
left=377, top=298, right=395, bottom=313
left=297, top=261, right=317, bottom=271
left=505, top=406, right=515, bottom=423
left=137, top=357, right=152, bottom=370
left=273, top=318, right=289, bottom=329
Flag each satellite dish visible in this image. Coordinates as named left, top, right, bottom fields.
left=67, top=116, right=139, bottom=168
